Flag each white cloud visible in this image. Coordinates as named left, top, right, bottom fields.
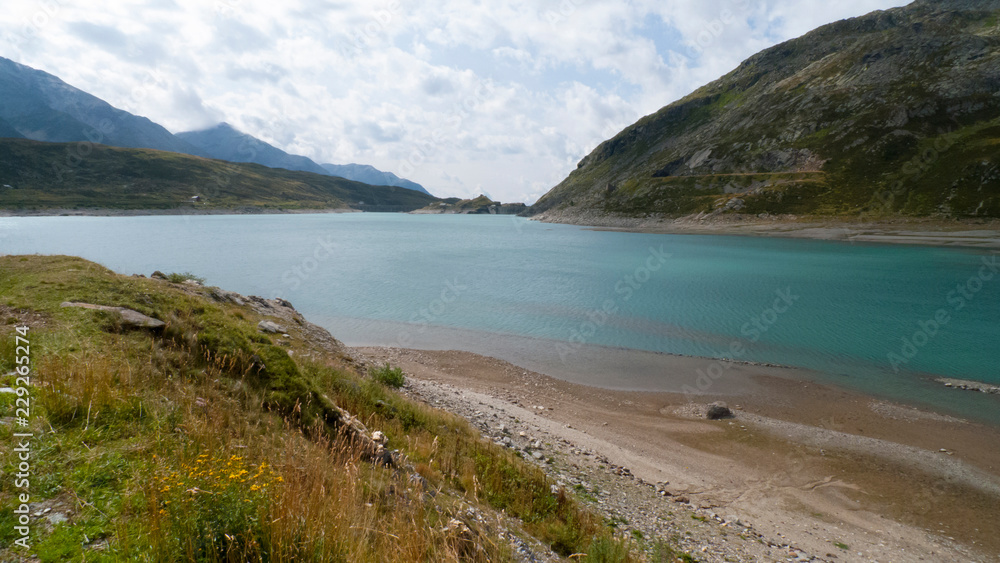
left=0, top=0, right=910, bottom=202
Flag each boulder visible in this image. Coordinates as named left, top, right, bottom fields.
left=116, top=308, right=167, bottom=329
left=705, top=401, right=733, bottom=420
left=60, top=302, right=165, bottom=329
left=258, top=320, right=285, bottom=333
left=150, top=271, right=168, bottom=280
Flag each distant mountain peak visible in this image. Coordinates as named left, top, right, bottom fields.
left=320, top=163, right=431, bottom=195
left=0, top=56, right=206, bottom=156
left=176, top=123, right=432, bottom=195
left=0, top=58, right=433, bottom=197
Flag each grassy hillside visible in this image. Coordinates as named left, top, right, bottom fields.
left=530, top=0, right=1000, bottom=221
left=0, top=255, right=691, bottom=561
left=0, top=139, right=438, bottom=212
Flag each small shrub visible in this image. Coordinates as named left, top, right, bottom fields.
left=370, top=363, right=405, bottom=388
left=165, top=272, right=205, bottom=284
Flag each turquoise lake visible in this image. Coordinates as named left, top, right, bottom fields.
left=1, top=213, right=998, bottom=423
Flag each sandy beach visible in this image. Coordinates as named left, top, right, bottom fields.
left=356, top=346, right=1000, bottom=562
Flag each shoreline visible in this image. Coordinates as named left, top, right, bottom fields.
left=532, top=211, right=1000, bottom=250
left=339, top=322, right=1000, bottom=427
left=355, top=346, right=1000, bottom=562
left=5, top=208, right=1000, bottom=249
left=0, top=207, right=361, bottom=217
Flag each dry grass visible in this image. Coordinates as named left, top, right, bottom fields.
left=0, top=255, right=648, bottom=561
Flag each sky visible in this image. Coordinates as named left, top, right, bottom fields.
left=1, top=0, right=910, bottom=203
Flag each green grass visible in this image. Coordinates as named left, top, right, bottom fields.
left=0, top=255, right=649, bottom=562
left=0, top=138, right=439, bottom=212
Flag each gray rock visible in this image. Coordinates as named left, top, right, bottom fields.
left=258, top=320, right=285, bottom=333
left=116, top=308, right=167, bottom=328
left=150, top=271, right=168, bottom=280
left=705, top=401, right=733, bottom=420
left=60, top=302, right=165, bottom=329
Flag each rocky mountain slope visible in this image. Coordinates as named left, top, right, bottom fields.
left=528, top=0, right=1000, bottom=223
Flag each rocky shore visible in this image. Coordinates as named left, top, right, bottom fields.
left=531, top=210, right=1000, bottom=249
left=355, top=346, right=1000, bottom=563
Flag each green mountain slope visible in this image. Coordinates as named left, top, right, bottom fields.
left=529, top=0, right=1000, bottom=222
left=0, top=139, right=438, bottom=212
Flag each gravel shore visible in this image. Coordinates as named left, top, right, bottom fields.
left=355, top=346, right=1000, bottom=562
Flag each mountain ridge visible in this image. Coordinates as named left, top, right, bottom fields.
left=320, top=162, right=431, bottom=195
left=176, top=122, right=330, bottom=176
left=0, top=56, right=207, bottom=156
left=0, top=57, right=434, bottom=198
left=0, top=137, right=438, bottom=212
left=177, top=122, right=433, bottom=196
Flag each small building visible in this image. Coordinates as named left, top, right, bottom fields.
left=190, top=195, right=201, bottom=202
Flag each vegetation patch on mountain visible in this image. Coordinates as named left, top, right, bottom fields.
left=0, top=139, right=438, bottom=213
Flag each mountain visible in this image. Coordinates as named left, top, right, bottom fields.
left=0, top=56, right=205, bottom=156
left=529, top=0, right=1000, bottom=223
left=0, top=138, right=438, bottom=212
left=321, top=163, right=431, bottom=195
left=176, top=122, right=330, bottom=176
left=0, top=58, right=435, bottom=198
left=178, top=123, right=432, bottom=195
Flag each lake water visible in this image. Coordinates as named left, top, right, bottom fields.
left=2, top=213, right=998, bottom=423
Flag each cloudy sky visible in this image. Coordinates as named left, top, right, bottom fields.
left=2, top=0, right=909, bottom=202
